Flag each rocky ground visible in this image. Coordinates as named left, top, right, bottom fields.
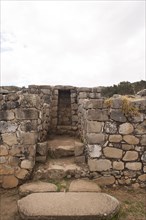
left=0, top=181, right=146, bottom=220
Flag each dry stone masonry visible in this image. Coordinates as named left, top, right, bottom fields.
left=0, top=85, right=146, bottom=188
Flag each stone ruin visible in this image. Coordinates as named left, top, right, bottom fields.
left=0, top=85, right=146, bottom=188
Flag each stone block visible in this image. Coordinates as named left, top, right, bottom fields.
left=0, top=164, right=14, bottom=175
left=125, top=162, right=142, bottom=170
left=104, top=122, right=117, bottom=134
left=15, top=168, right=29, bottom=180
left=123, top=135, right=139, bottom=145
left=2, top=133, right=17, bottom=146
left=103, top=147, right=123, bottom=159
left=88, top=159, right=112, bottom=171
left=141, top=151, right=146, bottom=162
left=94, top=176, right=115, bottom=186
left=74, top=142, right=84, bottom=156
left=78, top=92, right=88, bottom=99
left=113, top=161, right=124, bottom=170
left=2, top=175, right=19, bottom=188
left=87, top=121, right=103, bottom=133
left=0, top=145, right=8, bottom=156
left=15, top=108, right=39, bottom=119
left=141, top=135, right=146, bottom=145
left=21, top=160, right=34, bottom=170
left=87, top=109, right=108, bottom=121
left=84, top=99, right=103, bottom=109
left=19, top=132, right=37, bottom=145
left=123, top=151, right=138, bottom=161
left=122, top=144, right=134, bottom=150
left=72, top=115, right=78, bottom=122
left=75, top=156, right=86, bottom=164
left=0, top=156, right=7, bottom=164
left=138, top=174, right=146, bottom=182
left=8, top=156, right=20, bottom=166
left=111, top=98, right=123, bottom=109
left=0, top=121, right=17, bottom=133
left=37, top=142, right=48, bottom=156
left=88, top=145, right=101, bottom=158
left=135, top=121, right=146, bottom=134
left=20, top=120, right=38, bottom=132
left=119, top=123, right=134, bottom=134
left=110, top=110, right=126, bottom=122
left=0, top=110, right=14, bottom=120
left=87, top=133, right=105, bottom=144
left=109, top=135, right=122, bottom=143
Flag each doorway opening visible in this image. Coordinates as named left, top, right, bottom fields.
left=57, top=90, right=72, bottom=125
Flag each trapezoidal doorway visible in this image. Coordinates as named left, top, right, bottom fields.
left=57, top=90, right=72, bottom=125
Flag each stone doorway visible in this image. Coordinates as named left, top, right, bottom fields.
left=57, top=90, right=72, bottom=126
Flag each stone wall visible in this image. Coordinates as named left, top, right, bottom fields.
left=79, top=96, right=146, bottom=187
left=0, top=86, right=52, bottom=188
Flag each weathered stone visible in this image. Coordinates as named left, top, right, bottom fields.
left=2, top=175, right=19, bottom=188
left=88, top=145, right=101, bottom=158
left=0, top=156, right=7, bottom=163
left=15, top=108, right=39, bottom=119
left=109, top=135, right=122, bottom=143
left=0, top=110, right=15, bottom=120
left=103, top=147, right=123, bottom=159
left=104, top=122, right=117, bottom=134
left=141, top=135, right=146, bottom=145
left=122, top=144, right=134, bottom=150
left=87, top=121, right=103, bottom=133
left=0, top=164, right=14, bottom=175
left=2, top=133, right=17, bottom=146
left=94, top=176, right=115, bottom=186
left=37, top=142, right=48, bottom=156
left=87, top=133, right=105, bottom=144
left=132, top=183, right=140, bottom=189
left=0, top=121, right=17, bottom=133
left=125, top=162, right=142, bottom=170
left=123, top=151, right=138, bottom=161
left=74, top=142, right=84, bottom=156
left=111, top=98, right=123, bottom=108
left=110, top=109, right=126, bottom=122
left=88, top=159, right=112, bottom=171
left=135, top=120, right=146, bottom=134
left=74, top=156, right=85, bottom=164
left=79, top=92, right=88, bottom=99
left=69, top=179, right=101, bottom=192
left=123, top=135, right=139, bottom=145
left=15, top=168, right=29, bottom=180
left=21, top=160, right=34, bottom=170
left=19, top=132, right=37, bottom=145
left=113, top=161, right=124, bottom=170
left=119, top=123, right=134, bottom=134
left=19, top=181, right=57, bottom=197
left=138, top=174, right=146, bottom=182
left=8, top=156, right=20, bottom=166
left=84, top=99, right=103, bottom=109
left=87, top=109, right=108, bottom=121
left=0, top=145, right=8, bottom=156
left=17, top=192, right=120, bottom=220
left=141, top=151, right=146, bottom=162
left=20, top=120, right=38, bottom=132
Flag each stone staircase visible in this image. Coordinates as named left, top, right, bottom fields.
left=33, top=135, right=89, bottom=181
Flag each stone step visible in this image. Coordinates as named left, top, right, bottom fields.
left=18, top=192, right=120, bottom=220
left=33, top=157, right=89, bottom=180
left=47, top=135, right=84, bottom=158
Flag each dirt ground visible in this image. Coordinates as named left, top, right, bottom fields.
left=0, top=186, right=146, bottom=220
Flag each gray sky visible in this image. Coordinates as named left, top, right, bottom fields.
left=1, top=0, right=145, bottom=87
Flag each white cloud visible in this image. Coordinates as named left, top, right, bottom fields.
left=1, top=0, right=145, bottom=87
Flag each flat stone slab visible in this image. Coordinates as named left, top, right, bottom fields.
left=19, top=181, right=57, bottom=197
left=69, top=179, right=101, bottom=192
left=18, top=192, right=120, bottom=220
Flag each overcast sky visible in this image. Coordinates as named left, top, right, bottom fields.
left=1, top=0, right=145, bottom=87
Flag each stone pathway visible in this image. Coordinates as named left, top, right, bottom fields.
left=18, top=192, right=120, bottom=220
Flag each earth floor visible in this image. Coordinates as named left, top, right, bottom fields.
left=0, top=184, right=146, bottom=220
